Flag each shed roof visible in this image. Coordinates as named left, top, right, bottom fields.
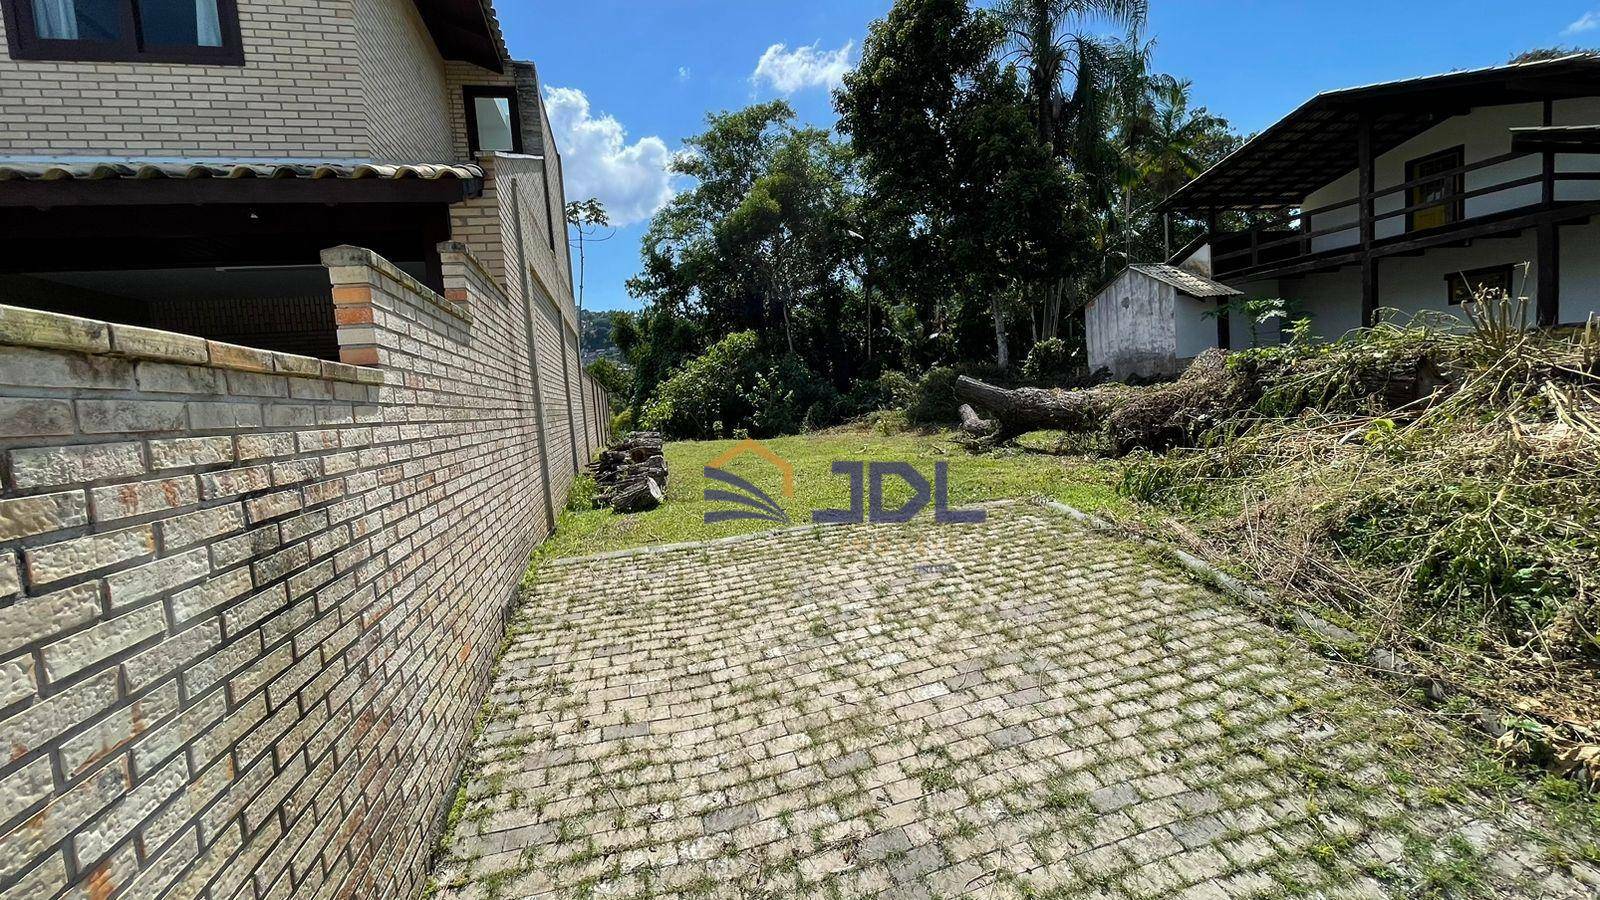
left=1161, top=54, right=1600, bottom=211
left=1128, top=264, right=1241, bottom=299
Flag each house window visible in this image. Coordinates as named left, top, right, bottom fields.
left=2, top=0, right=243, bottom=64
left=464, top=86, right=522, bottom=154
left=1405, top=146, right=1464, bottom=232
left=1445, top=265, right=1514, bottom=306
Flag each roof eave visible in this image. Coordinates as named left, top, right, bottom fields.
left=1158, top=53, right=1600, bottom=213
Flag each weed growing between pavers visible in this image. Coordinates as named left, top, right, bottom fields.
left=431, top=507, right=1597, bottom=899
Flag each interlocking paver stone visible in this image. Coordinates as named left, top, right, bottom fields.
left=430, top=503, right=1599, bottom=899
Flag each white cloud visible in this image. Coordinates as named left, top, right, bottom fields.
left=751, top=40, right=854, bottom=94
left=1564, top=10, right=1600, bottom=34
left=542, top=86, right=677, bottom=228
left=677, top=66, right=692, bottom=82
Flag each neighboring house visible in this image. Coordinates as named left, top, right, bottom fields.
left=0, top=3, right=608, bottom=899
left=1090, top=53, right=1600, bottom=377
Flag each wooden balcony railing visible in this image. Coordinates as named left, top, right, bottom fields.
left=1210, top=151, right=1600, bottom=277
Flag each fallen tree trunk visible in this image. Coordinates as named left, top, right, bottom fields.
left=956, top=349, right=1250, bottom=453
left=954, top=377, right=1136, bottom=436
left=957, top=403, right=997, bottom=437
left=958, top=345, right=1456, bottom=457
left=1104, top=349, right=1250, bottom=454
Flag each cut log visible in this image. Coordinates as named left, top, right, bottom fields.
left=605, top=476, right=663, bottom=513
left=591, top=431, right=670, bottom=512
left=597, top=457, right=669, bottom=489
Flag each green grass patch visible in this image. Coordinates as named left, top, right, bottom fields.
left=530, top=428, right=1126, bottom=560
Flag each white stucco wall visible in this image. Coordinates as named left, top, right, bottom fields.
left=1300, top=98, right=1597, bottom=251
left=1086, top=269, right=1182, bottom=379
left=1376, top=233, right=1537, bottom=326
left=1174, top=293, right=1218, bottom=359
left=1560, top=218, right=1600, bottom=324
left=1224, top=279, right=1285, bottom=348
left=1556, top=97, right=1600, bottom=202
left=1284, top=267, right=1365, bottom=341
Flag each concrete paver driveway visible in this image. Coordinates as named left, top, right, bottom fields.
left=431, top=503, right=1598, bottom=899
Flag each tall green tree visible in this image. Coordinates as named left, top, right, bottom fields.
left=836, top=0, right=1075, bottom=367
left=626, top=102, right=861, bottom=386
left=995, top=0, right=1147, bottom=163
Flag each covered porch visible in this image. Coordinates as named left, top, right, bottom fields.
left=0, top=159, right=482, bottom=359
left=1162, top=54, right=1600, bottom=329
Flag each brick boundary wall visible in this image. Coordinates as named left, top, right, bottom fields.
left=0, top=243, right=608, bottom=900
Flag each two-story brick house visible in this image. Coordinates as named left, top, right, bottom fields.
left=0, top=2, right=607, bottom=898
left=0, top=0, right=576, bottom=366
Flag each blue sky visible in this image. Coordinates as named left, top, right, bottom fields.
left=496, top=1, right=1600, bottom=313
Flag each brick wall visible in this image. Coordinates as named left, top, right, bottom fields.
left=0, top=0, right=364, bottom=157
left=0, top=242, right=607, bottom=899
left=354, top=0, right=455, bottom=163
left=0, top=0, right=501, bottom=161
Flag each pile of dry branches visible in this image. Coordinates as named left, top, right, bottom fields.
left=1122, top=309, right=1600, bottom=739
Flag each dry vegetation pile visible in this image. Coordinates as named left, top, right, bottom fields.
left=1113, top=308, right=1599, bottom=782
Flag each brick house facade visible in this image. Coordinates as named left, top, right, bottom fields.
left=0, top=1, right=605, bottom=898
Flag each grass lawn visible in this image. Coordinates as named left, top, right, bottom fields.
left=531, top=427, right=1126, bottom=561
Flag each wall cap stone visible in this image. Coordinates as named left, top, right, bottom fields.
left=436, top=241, right=506, bottom=306
left=0, top=304, right=373, bottom=385
left=321, top=245, right=473, bottom=326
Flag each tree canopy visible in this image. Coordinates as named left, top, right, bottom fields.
left=610, top=0, right=1244, bottom=438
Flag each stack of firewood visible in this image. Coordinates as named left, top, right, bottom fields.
left=589, top=431, right=668, bottom=513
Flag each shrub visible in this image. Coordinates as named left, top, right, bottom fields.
left=609, top=407, right=635, bottom=436
left=906, top=367, right=960, bottom=425
left=639, top=331, right=834, bottom=439
left=838, top=370, right=918, bottom=419
left=1020, top=338, right=1072, bottom=385
left=585, top=357, right=633, bottom=400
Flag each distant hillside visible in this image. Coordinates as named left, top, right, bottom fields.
left=579, top=309, right=621, bottom=364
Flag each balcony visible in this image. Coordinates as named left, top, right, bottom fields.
left=1210, top=151, right=1600, bottom=281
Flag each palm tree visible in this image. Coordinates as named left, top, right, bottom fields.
left=994, top=0, right=1147, bottom=348
left=994, top=0, right=1148, bottom=165
left=1131, top=74, right=1227, bottom=256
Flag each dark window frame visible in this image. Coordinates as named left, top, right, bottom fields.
left=463, top=85, right=523, bottom=155
left=1445, top=264, right=1515, bottom=306
left=2, top=0, right=244, bottom=64
left=1404, top=145, right=1465, bottom=233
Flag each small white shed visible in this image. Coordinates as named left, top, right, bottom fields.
left=1085, top=263, right=1242, bottom=380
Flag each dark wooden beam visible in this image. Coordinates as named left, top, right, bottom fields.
left=1206, top=207, right=1231, bottom=348
left=1358, top=110, right=1378, bottom=327
left=1537, top=221, right=1560, bottom=328
left=1371, top=201, right=1600, bottom=258
left=1542, top=100, right=1556, bottom=208
left=1216, top=200, right=1600, bottom=284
